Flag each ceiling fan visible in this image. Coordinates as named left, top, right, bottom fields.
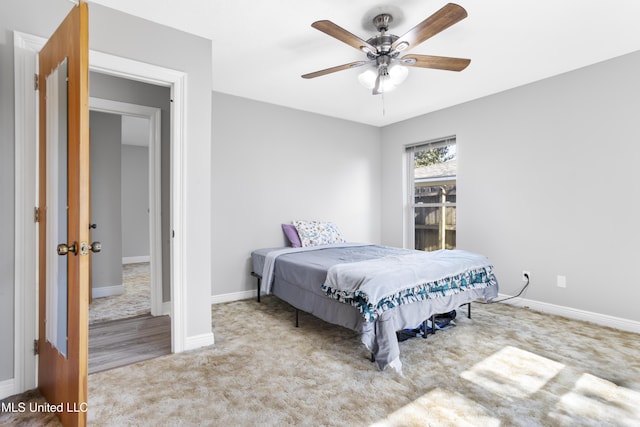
left=302, top=3, right=471, bottom=95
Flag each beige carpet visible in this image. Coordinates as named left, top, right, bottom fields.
left=89, top=263, right=151, bottom=324
left=3, top=297, right=639, bottom=426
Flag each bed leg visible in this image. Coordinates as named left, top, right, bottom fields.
left=431, top=314, right=436, bottom=335
left=250, top=272, right=262, bottom=302
left=257, top=277, right=261, bottom=303
left=467, top=303, right=471, bottom=319
left=295, top=309, right=299, bottom=328
left=422, top=319, right=429, bottom=339
left=371, top=321, right=377, bottom=362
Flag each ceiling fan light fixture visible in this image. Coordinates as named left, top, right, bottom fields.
left=358, top=63, right=408, bottom=94
left=388, top=63, right=408, bottom=85
left=357, top=68, right=378, bottom=89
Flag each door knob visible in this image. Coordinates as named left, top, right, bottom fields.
left=57, top=242, right=77, bottom=256
left=90, top=241, right=102, bottom=253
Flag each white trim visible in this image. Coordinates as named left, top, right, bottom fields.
left=122, top=256, right=150, bottom=265
left=91, top=285, right=125, bottom=299
left=215, top=290, right=640, bottom=335
left=89, top=96, right=162, bottom=317
left=13, top=34, right=189, bottom=394
left=162, top=301, right=171, bottom=316
left=184, top=332, right=215, bottom=350
left=168, top=68, right=188, bottom=354
left=405, top=138, right=457, bottom=251
left=11, top=31, right=44, bottom=400
left=88, top=50, right=188, bottom=354
left=0, top=379, right=16, bottom=400
left=211, top=290, right=640, bottom=335
left=210, top=290, right=257, bottom=305
left=404, top=147, right=415, bottom=250
left=498, top=294, right=640, bottom=334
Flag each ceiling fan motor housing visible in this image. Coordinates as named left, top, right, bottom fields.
left=365, top=33, right=400, bottom=58
left=366, top=13, right=400, bottom=58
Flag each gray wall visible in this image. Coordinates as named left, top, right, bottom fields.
left=90, top=72, right=170, bottom=300
left=210, top=92, right=382, bottom=297
left=89, top=1, right=213, bottom=342
left=381, top=50, right=640, bottom=322
left=0, top=0, right=72, bottom=384
left=0, top=29, right=19, bottom=382
left=90, top=113, right=150, bottom=288
left=90, top=111, right=123, bottom=289
left=0, top=0, right=213, bottom=385
left=121, top=144, right=150, bottom=258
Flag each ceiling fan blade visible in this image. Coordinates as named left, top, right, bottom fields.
left=401, top=54, right=470, bottom=71
left=301, top=60, right=370, bottom=79
left=312, top=20, right=377, bottom=54
left=391, top=3, right=468, bottom=52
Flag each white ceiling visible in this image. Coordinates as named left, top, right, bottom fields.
left=88, top=0, right=640, bottom=127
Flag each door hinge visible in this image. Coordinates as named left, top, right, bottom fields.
left=33, top=339, right=39, bottom=355
left=34, top=73, right=39, bottom=91
left=34, top=207, right=40, bottom=223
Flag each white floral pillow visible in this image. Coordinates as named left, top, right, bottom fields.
left=293, top=220, right=346, bottom=247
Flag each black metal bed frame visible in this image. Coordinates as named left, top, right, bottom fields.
left=250, top=270, right=471, bottom=331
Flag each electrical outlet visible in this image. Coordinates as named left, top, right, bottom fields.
left=522, top=270, right=531, bottom=282
left=557, top=275, right=566, bottom=288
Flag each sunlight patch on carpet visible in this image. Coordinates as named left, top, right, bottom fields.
left=549, top=372, right=640, bottom=426
left=370, top=388, right=499, bottom=427
left=460, top=345, right=564, bottom=399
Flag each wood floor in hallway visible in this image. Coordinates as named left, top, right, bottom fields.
left=89, top=314, right=171, bottom=374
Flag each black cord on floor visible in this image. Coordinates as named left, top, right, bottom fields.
left=481, top=274, right=530, bottom=304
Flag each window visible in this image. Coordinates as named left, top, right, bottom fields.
left=407, top=137, right=457, bottom=251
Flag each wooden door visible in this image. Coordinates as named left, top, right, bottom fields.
left=37, top=3, right=90, bottom=426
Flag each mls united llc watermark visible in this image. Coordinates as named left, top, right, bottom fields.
left=2, top=401, right=88, bottom=413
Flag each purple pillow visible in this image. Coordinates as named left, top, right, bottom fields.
left=281, top=224, right=302, bottom=248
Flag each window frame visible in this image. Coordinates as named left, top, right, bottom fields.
left=405, top=136, right=457, bottom=251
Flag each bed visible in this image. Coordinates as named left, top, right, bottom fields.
left=251, top=241, right=498, bottom=373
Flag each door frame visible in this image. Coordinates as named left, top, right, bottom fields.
left=89, top=97, right=163, bottom=317
left=12, top=30, right=188, bottom=395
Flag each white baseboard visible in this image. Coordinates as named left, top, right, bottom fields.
left=207, top=289, right=640, bottom=334
left=498, top=294, right=640, bottom=334
left=210, top=290, right=257, bottom=305
left=92, top=284, right=125, bottom=299
left=0, top=378, right=16, bottom=400
left=122, top=256, right=150, bottom=265
left=162, top=301, right=171, bottom=316
left=184, top=332, right=215, bottom=350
